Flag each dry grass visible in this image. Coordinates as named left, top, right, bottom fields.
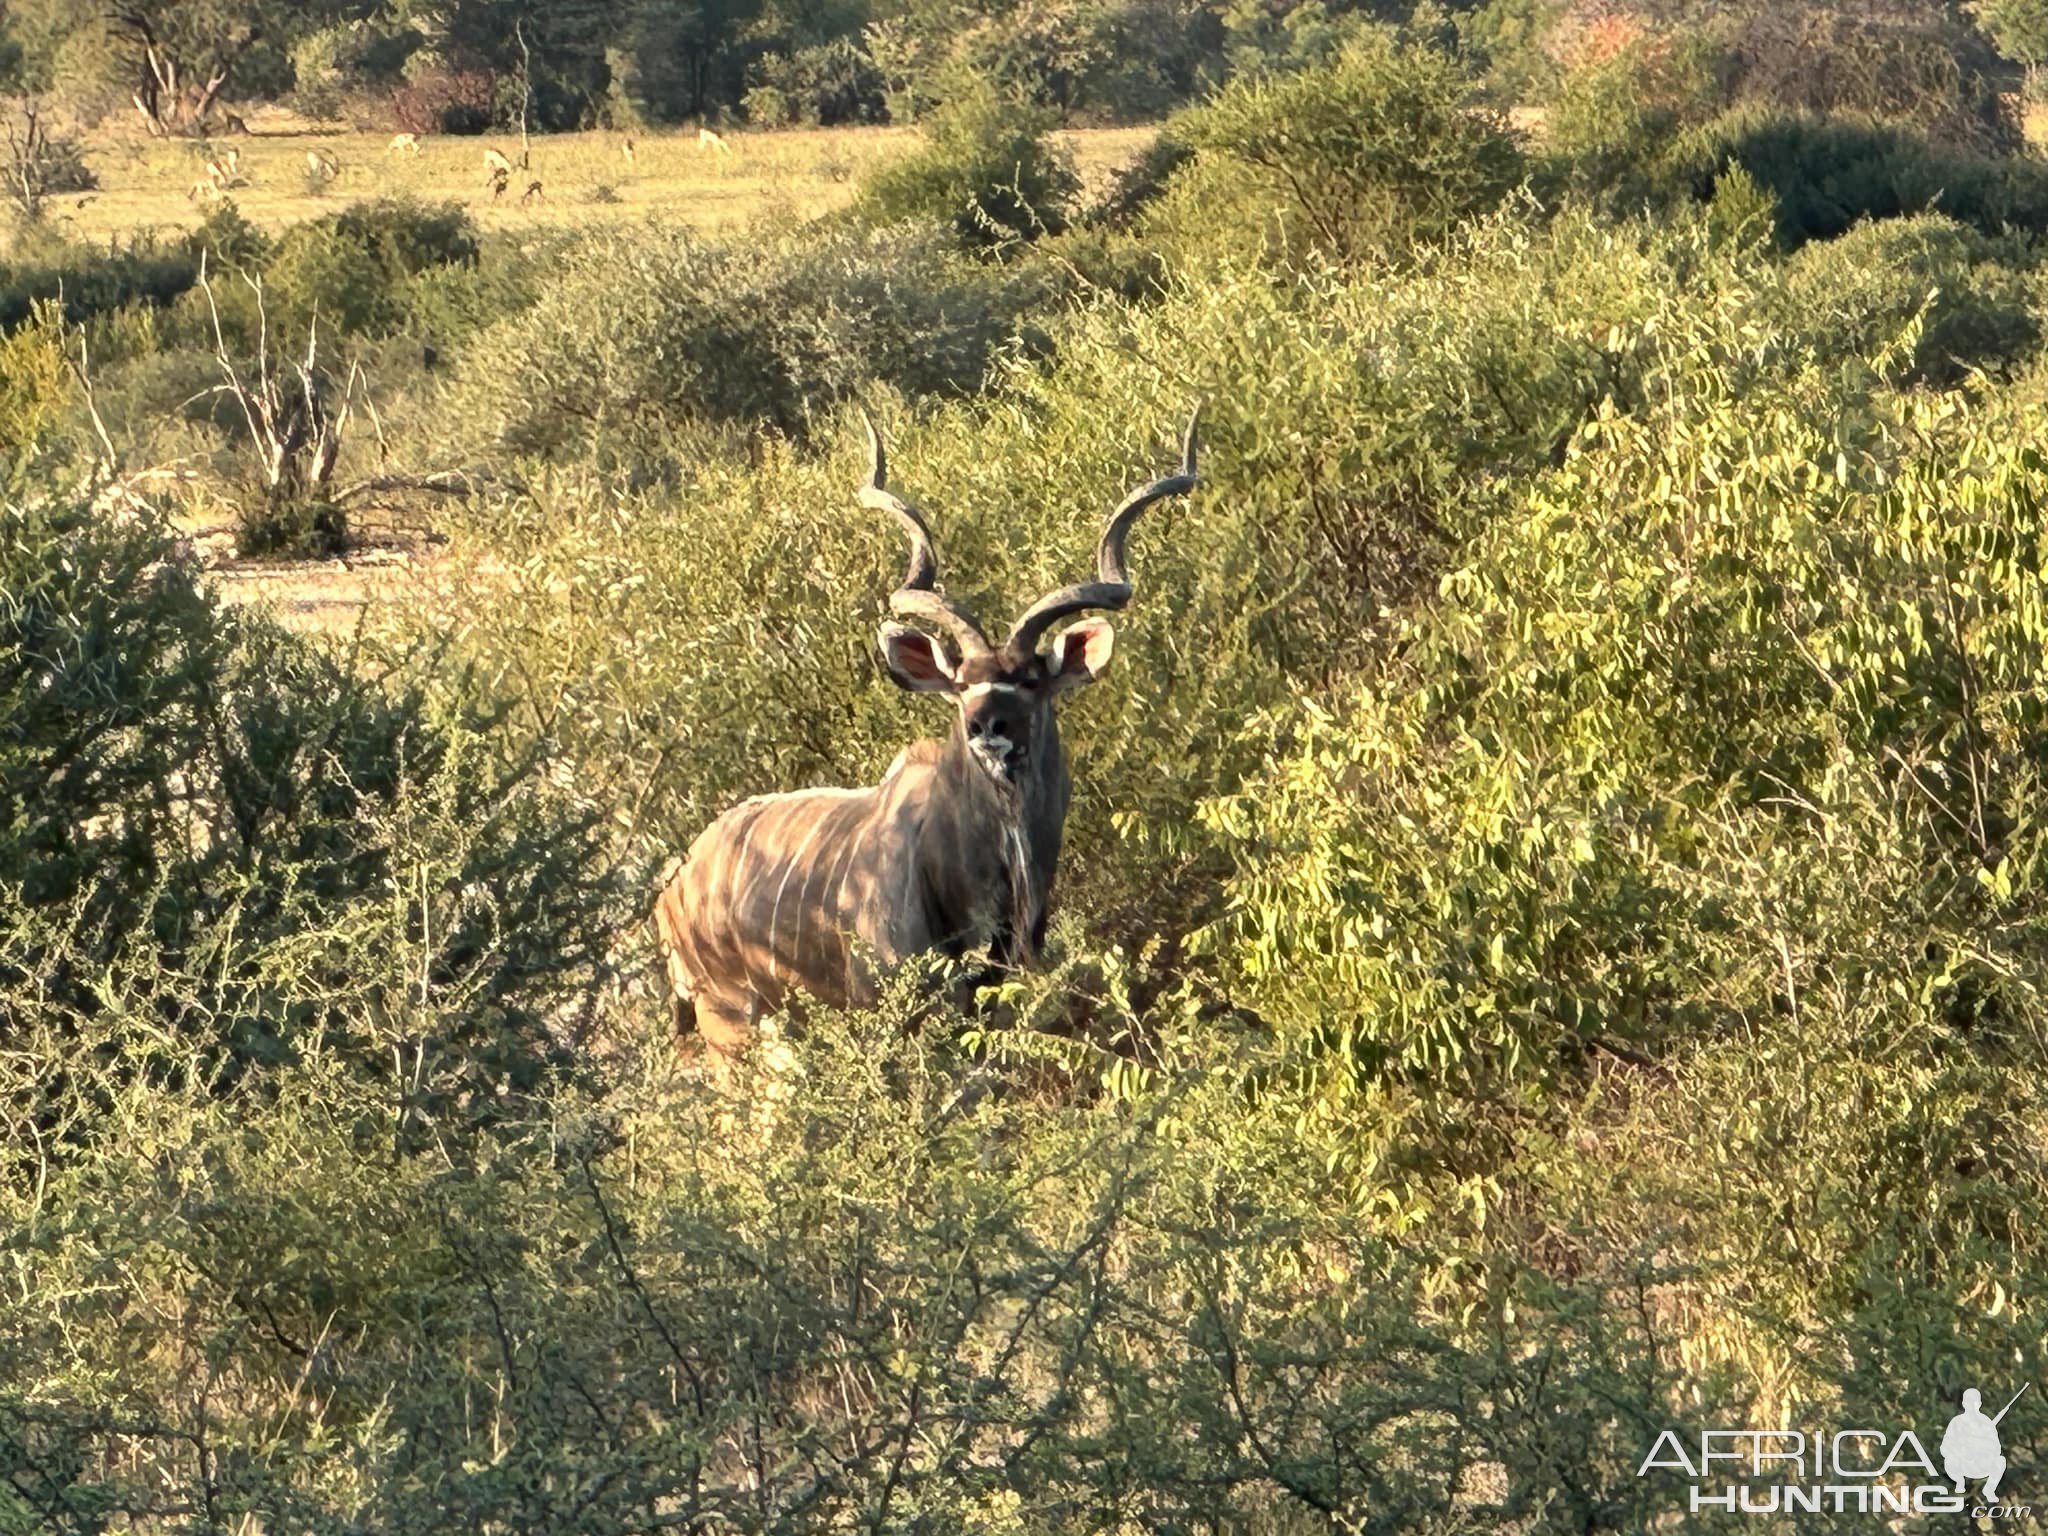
left=51, top=118, right=1156, bottom=244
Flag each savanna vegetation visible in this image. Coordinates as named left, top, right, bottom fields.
left=10, top=0, right=2048, bottom=1530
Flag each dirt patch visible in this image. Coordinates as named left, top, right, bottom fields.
left=198, top=518, right=448, bottom=635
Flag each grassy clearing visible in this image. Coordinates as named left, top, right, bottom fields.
left=48, top=118, right=1151, bottom=631
left=50, top=119, right=1157, bottom=244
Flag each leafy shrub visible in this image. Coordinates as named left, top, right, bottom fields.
left=1167, top=29, right=1525, bottom=268
left=1539, top=31, right=1731, bottom=213
left=1206, top=268, right=1969, bottom=1094
left=1776, top=214, right=2042, bottom=384
left=920, top=3, right=1100, bottom=118
left=855, top=84, right=1079, bottom=246
left=189, top=199, right=274, bottom=266
left=1186, top=273, right=2048, bottom=1411
left=328, top=195, right=483, bottom=274
left=241, top=198, right=482, bottom=339
left=0, top=307, right=75, bottom=469
left=1460, top=0, right=1563, bottom=101
left=0, top=934, right=1755, bottom=1533
left=1543, top=0, right=2022, bottom=152
left=0, top=488, right=629, bottom=1126
left=1216, top=0, right=1390, bottom=79
left=291, top=19, right=420, bottom=121
left=1673, top=106, right=2048, bottom=246
left=443, top=218, right=1063, bottom=459
left=0, top=229, right=200, bottom=333
left=745, top=40, right=889, bottom=126
left=392, top=232, right=544, bottom=353
left=740, top=82, right=791, bottom=125
left=1977, top=0, right=2048, bottom=95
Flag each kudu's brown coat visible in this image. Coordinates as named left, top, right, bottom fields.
left=655, top=411, right=1198, bottom=1059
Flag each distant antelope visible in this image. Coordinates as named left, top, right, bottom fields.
left=488, top=166, right=510, bottom=200
left=697, top=127, right=730, bottom=155
left=520, top=178, right=544, bottom=205
left=654, top=409, right=1200, bottom=1061
left=388, top=133, right=420, bottom=155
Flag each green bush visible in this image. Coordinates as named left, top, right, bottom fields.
left=441, top=218, right=1062, bottom=460
left=257, top=198, right=482, bottom=338
left=745, top=40, right=889, bottom=125
left=1200, top=363, right=1973, bottom=1098
left=855, top=83, right=1079, bottom=246
left=188, top=200, right=275, bottom=267
left=0, top=940, right=1750, bottom=1533
left=740, top=82, right=791, bottom=124
left=0, top=486, right=628, bottom=1125
left=1167, top=28, right=1525, bottom=268
left=1673, top=106, right=2048, bottom=247
left=290, top=18, right=420, bottom=120
left=1539, top=32, right=1731, bottom=215
left=1459, top=0, right=1561, bottom=102
left=0, top=228, right=200, bottom=333
left=1777, top=213, right=2043, bottom=385
left=1186, top=276, right=2048, bottom=1407
left=0, top=307, right=78, bottom=470
left=1714, top=0, right=2023, bottom=156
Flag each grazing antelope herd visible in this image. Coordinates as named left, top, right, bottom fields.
left=654, top=409, right=1200, bottom=1065
left=165, top=127, right=757, bottom=214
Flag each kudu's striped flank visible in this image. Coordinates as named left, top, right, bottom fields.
left=655, top=409, right=1200, bottom=1061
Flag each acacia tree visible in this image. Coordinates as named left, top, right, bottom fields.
left=107, top=0, right=344, bottom=135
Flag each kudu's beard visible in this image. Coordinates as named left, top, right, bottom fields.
left=961, top=743, right=1041, bottom=965
left=968, top=738, right=1024, bottom=786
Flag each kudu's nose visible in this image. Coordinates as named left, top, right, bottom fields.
left=969, top=719, right=1010, bottom=751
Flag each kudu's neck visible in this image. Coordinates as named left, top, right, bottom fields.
left=914, top=713, right=1070, bottom=963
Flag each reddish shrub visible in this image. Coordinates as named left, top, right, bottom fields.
left=390, top=70, right=496, bottom=136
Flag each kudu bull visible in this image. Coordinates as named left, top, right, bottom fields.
left=654, top=410, right=1200, bottom=1060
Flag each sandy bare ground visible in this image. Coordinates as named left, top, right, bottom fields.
left=181, top=513, right=447, bottom=635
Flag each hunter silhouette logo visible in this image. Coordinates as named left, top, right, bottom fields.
left=1638, top=1385, right=2035, bottom=1519
left=1944, top=1386, right=2026, bottom=1501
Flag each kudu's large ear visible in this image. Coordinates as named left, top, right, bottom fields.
left=1046, top=618, right=1115, bottom=693
left=879, top=623, right=959, bottom=693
